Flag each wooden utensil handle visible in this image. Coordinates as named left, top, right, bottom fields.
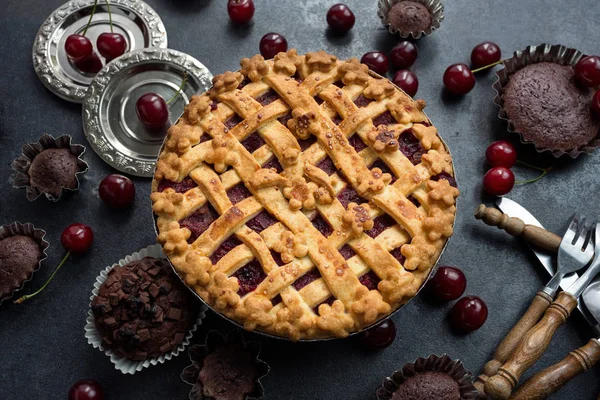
left=474, top=205, right=561, bottom=252
left=484, top=291, right=578, bottom=400
left=511, top=339, right=600, bottom=400
left=474, top=291, right=553, bottom=397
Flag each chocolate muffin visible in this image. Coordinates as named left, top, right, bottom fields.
left=0, top=235, right=43, bottom=301
left=28, top=148, right=81, bottom=198
left=392, top=371, right=460, bottom=400
left=503, top=62, right=600, bottom=152
left=91, top=257, right=198, bottom=360
left=387, top=1, right=432, bottom=33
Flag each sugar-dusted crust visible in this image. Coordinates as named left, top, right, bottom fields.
left=151, top=50, right=459, bottom=340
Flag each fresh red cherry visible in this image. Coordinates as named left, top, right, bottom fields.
left=61, top=223, right=94, bottom=254
left=97, top=32, right=126, bottom=62
left=361, top=52, right=389, bottom=76
left=427, top=266, right=466, bottom=301
left=136, top=93, right=169, bottom=129
left=259, top=33, right=288, bottom=59
left=483, top=167, right=515, bottom=196
left=326, top=4, right=355, bottom=33
left=443, top=63, right=475, bottom=95
left=69, top=379, right=105, bottom=400
left=361, top=319, right=396, bottom=349
left=592, top=90, right=600, bottom=116
left=471, top=42, right=502, bottom=70
left=390, top=41, right=418, bottom=70
left=99, top=174, right=135, bottom=208
left=227, top=0, right=255, bottom=24
left=486, top=140, right=517, bottom=168
left=574, top=56, right=600, bottom=87
left=392, top=70, right=418, bottom=97
left=451, top=296, right=488, bottom=332
left=65, top=34, right=93, bottom=61
left=73, top=53, right=103, bottom=74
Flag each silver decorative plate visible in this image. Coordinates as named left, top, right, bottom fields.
left=82, top=48, right=213, bottom=177
left=33, top=0, right=167, bottom=103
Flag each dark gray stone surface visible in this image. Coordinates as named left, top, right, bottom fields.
left=1, top=0, right=600, bottom=399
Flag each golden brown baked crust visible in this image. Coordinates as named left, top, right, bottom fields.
left=151, top=50, right=459, bottom=340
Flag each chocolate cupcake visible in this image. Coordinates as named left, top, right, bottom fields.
left=378, top=0, right=444, bottom=39
left=494, top=44, right=600, bottom=157
left=181, top=330, right=269, bottom=400
left=0, top=222, right=50, bottom=304
left=376, top=354, right=477, bottom=400
left=12, top=134, right=89, bottom=201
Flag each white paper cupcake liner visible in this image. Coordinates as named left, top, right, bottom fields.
left=377, top=0, right=444, bottom=39
left=84, top=244, right=207, bottom=375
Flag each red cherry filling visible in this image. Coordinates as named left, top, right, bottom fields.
left=358, top=271, right=380, bottom=291
left=354, top=94, right=374, bottom=108
left=241, top=132, right=266, bottom=153
left=407, top=195, right=420, bottom=207
left=262, top=156, right=283, bottom=172
left=292, top=268, right=322, bottom=290
left=361, top=319, right=396, bottom=349
left=338, top=244, right=356, bottom=260
left=227, top=183, right=252, bottom=205
left=431, top=172, right=457, bottom=188
left=337, top=185, right=367, bottom=208
left=311, top=215, right=333, bottom=237
left=158, top=176, right=197, bottom=193
left=259, top=33, right=288, bottom=59
left=246, top=210, right=277, bottom=233
left=372, top=111, right=396, bottom=127
left=179, top=204, right=219, bottom=243
left=331, top=115, right=343, bottom=125
left=270, top=250, right=285, bottom=266
left=297, top=136, right=317, bottom=151
left=277, top=112, right=294, bottom=127
left=316, top=156, right=336, bottom=175
left=314, top=296, right=336, bottom=313
left=272, top=294, right=283, bottom=306
left=348, top=134, right=368, bottom=152
left=237, top=78, right=251, bottom=90
left=398, top=130, right=425, bottom=165
left=366, top=214, right=396, bottom=238
left=224, top=114, right=244, bottom=130
left=369, top=160, right=396, bottom=183
left=233, top=260, right=266, bottom=296
left=390, top=246, right=406, bottom=265
left=199, top=133, right=211, bottom=143
left=256, top=89, right=279, bottom=106
left=210, top=236, right=243, bottom=264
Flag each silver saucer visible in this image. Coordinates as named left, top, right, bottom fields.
left=82, top=48, right=213, bottom=177
left=33, top=0, right=167, bottom=103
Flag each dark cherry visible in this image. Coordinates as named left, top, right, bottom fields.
left=451, top=296, right=488, bottom=332
left=227, top=0, right=255, bottom=24
left=592, top=90, right=600, bottom=116
left=361, top=51, right=389, bottom=76
left=470, top=42, right=501, bottom=69
left=486, top=140, right=517, bottom=168
left=99, top=174, right=135, bottom=208
left=574, top=55, right=600, bottom=87
left=427, top=266, right=466, bottom=301
left=361, top=319, right=396, bottom=349
left=136, top=93, right=169, bottom=129
left=73, top=53, right=103, bottom=74
left=390, top=41, right=418, bottom=70
left=392, top=70, right=418, bottom=97
left=65, top=34, right=93, bottom=60
left=68, top=379, right=105, bottom=400
left=97, top=32, right=126, bottom=62
left=326, top=4, right=355, bottom=33
left=259, top=33, right=288, bottom=59
left=483, top=167, right=515, bottom=196
left=61, top=223, right=94, bottom=254
left=443, top=63, right=476, bottom=95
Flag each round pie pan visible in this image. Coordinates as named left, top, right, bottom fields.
left=33, top=0, right=168, bottom=103
left=82, top=48, right=213, bottom=177
left=151, top=69, right=458, bottom=342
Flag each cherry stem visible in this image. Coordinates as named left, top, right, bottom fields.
left=471, top=60, right=504, bottom=74
left=166, top=71, right=188, bottom=105
left=82, top=0, right=99, bottom=36
left=105, top=0, right=113, bottom=33
left=515, top=160, right=552, bottom=185
left=14, top=251, right=72, bottom=305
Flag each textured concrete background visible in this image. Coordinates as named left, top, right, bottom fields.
left=1, top=0, right=600, bottom=399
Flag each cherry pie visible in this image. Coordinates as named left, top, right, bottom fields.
left=151, top=50, right=459, bottom=340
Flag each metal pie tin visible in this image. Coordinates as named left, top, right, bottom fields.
left=33, top=0, right=167, bottom=103
left=377, top=0, right=445, bottom=39
left=82, top=48, right=213, bottom=177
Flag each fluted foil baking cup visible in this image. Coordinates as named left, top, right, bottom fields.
left=492, top=43, right=599, bottom=158
left=84, top=244, right=207, bottom=375
left=377, top=0, right=444, bottom=39
left=0, top=222, right=50, bottom=305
